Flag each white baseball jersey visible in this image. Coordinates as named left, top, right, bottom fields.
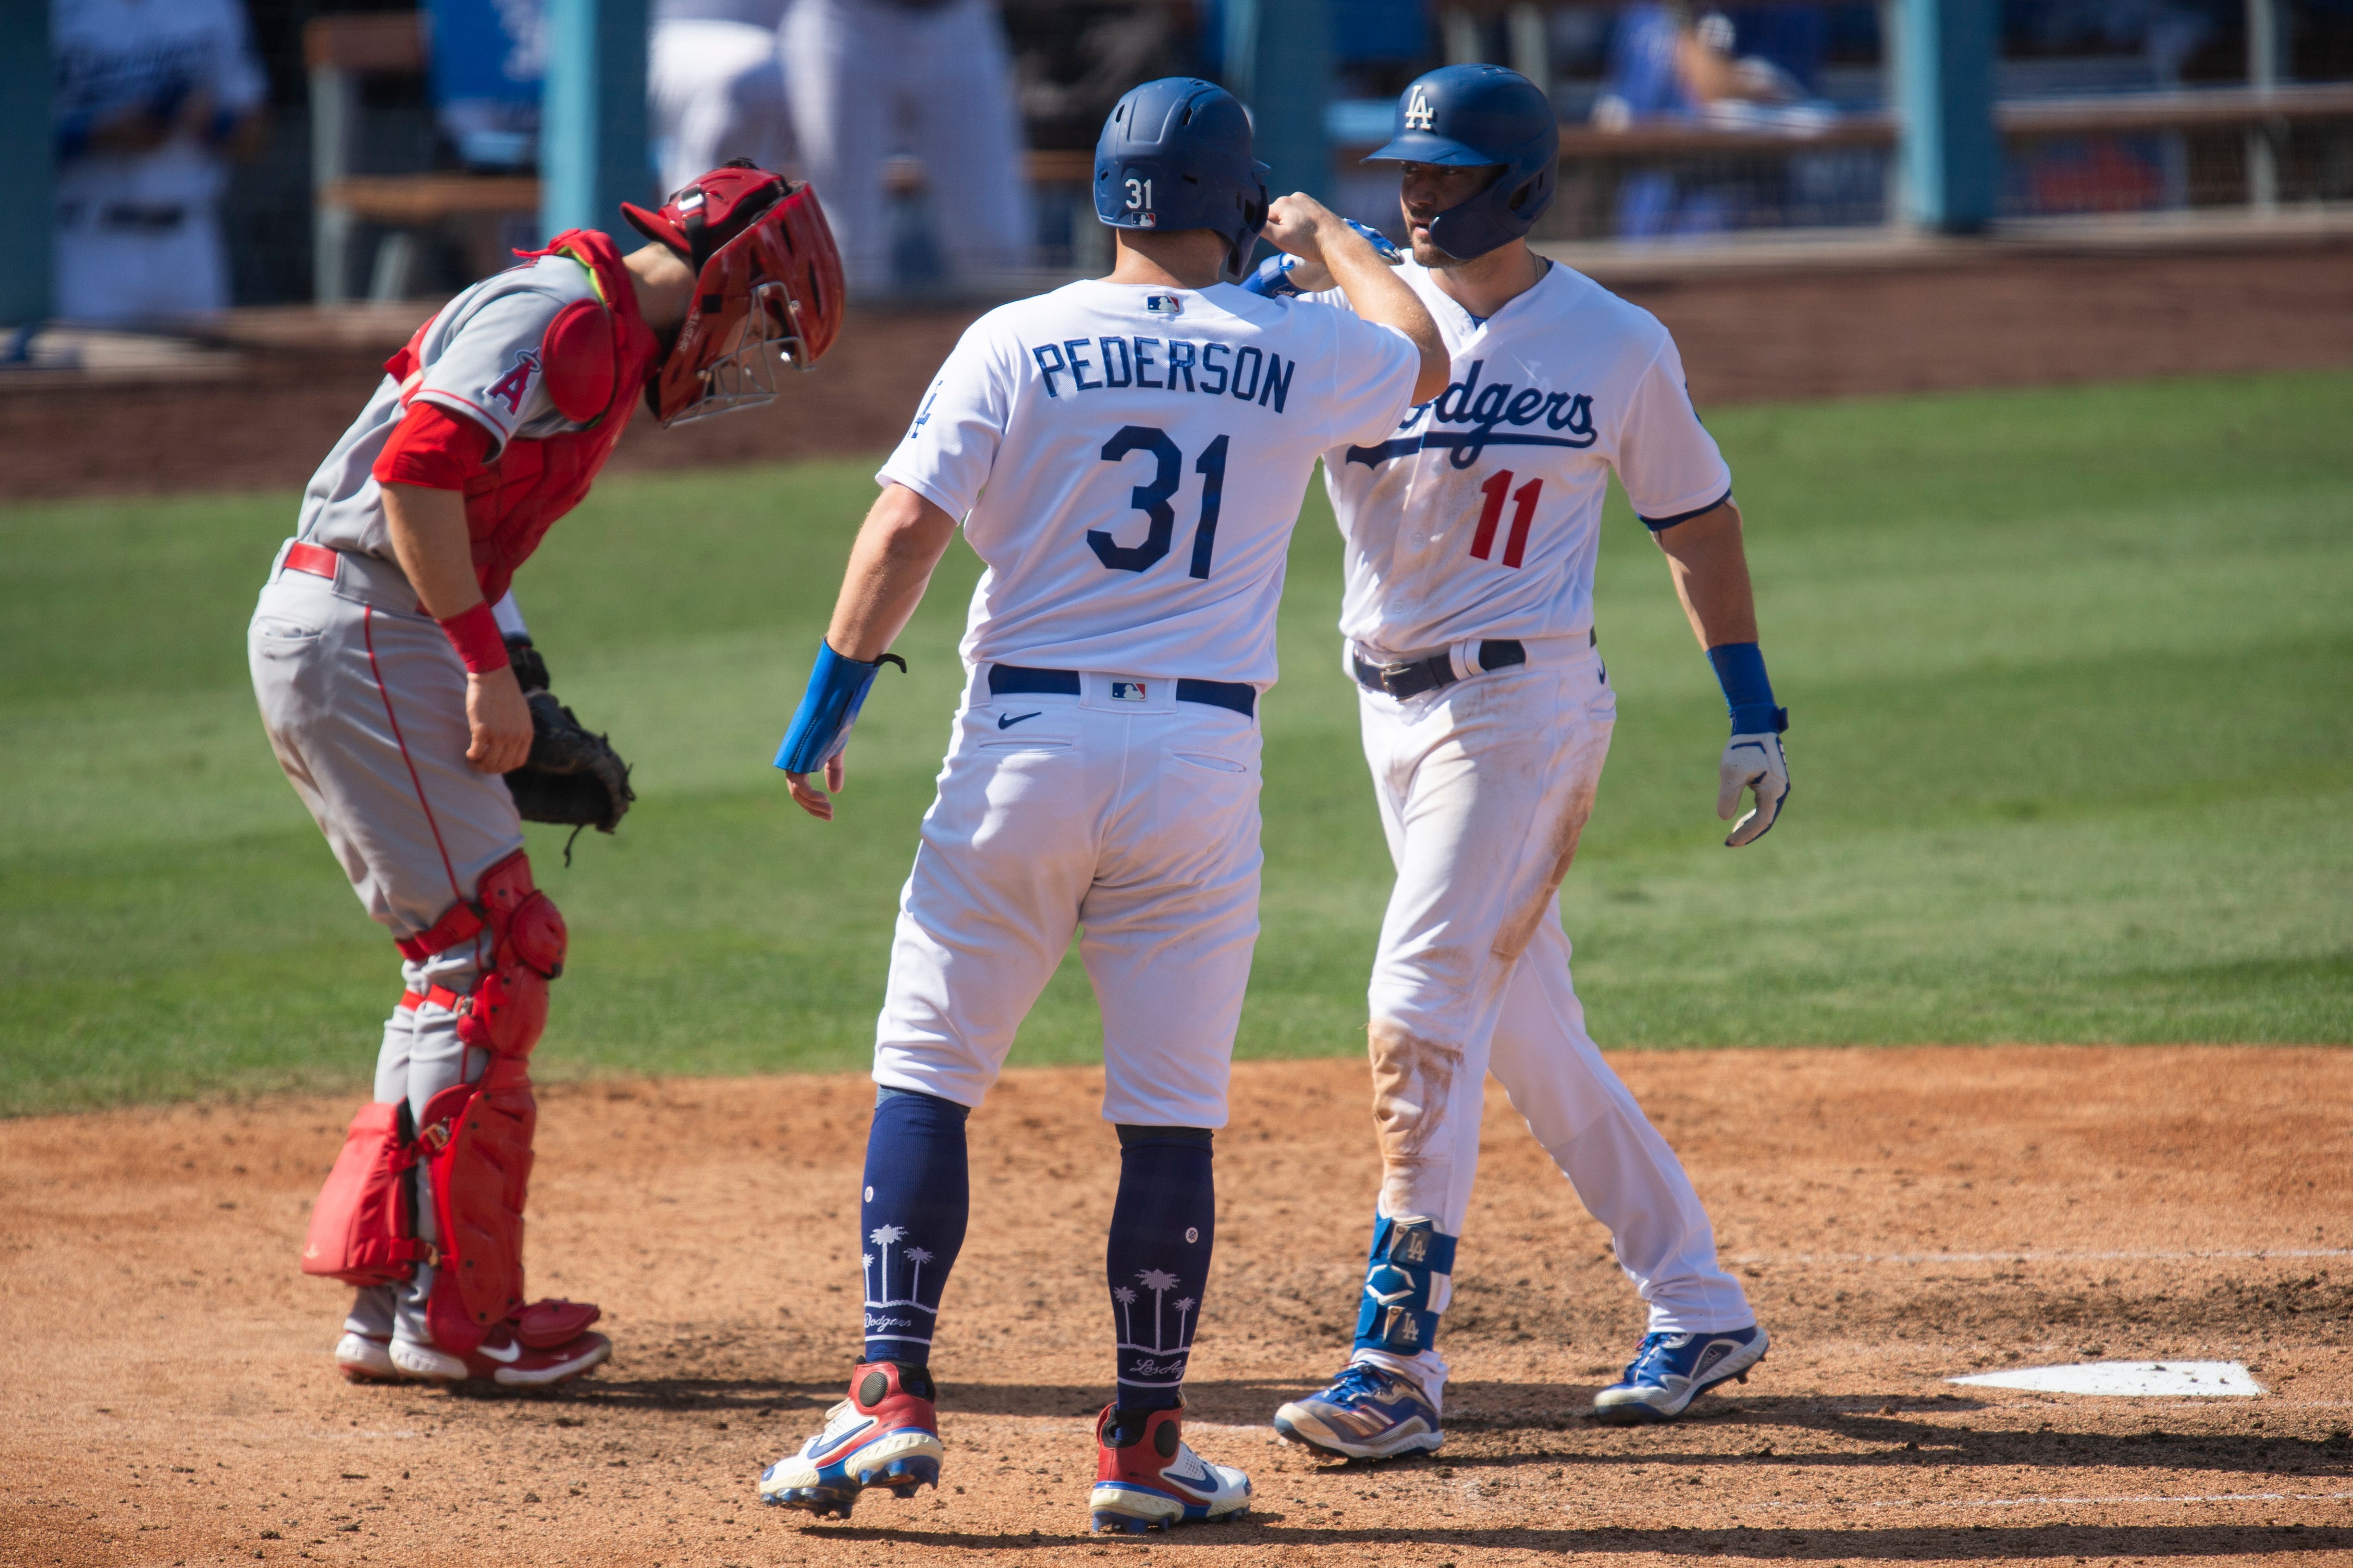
left=1314, top=260, right=1730, bottom=655
left=297, top=254, right=604, bottom=562
left=879, top=278, right=1422, bottom=687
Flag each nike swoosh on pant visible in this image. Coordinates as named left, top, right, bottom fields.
left=998, top=711, right=1042, bottom=729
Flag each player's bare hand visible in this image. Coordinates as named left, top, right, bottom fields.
left=1262, top=193, right=1350, bottom=264
left=1717, top=732, right=1790, bottom=847
left=785, top=754, right=848, bottom=821
left=467, top=665, right=535, bottom=774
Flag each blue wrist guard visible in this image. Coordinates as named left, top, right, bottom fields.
left=1707, top=642, right=1787, bottom=736
left=1242, top=252, right=1303, bottom=299
left=774, top=640, right=905, bottom=775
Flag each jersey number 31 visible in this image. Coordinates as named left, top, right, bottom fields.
left=1091, top=425, right=1228, bottom=580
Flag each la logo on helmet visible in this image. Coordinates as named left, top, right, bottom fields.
left=1403, top=88, right=1435, bottom=131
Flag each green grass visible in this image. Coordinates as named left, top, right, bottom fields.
left=3, top=369, right=2348, bottom=1114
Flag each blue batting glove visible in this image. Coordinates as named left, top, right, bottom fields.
left=1343, top=218, right=1404, bottom=263
left=774, top=640, right=905, bottom=776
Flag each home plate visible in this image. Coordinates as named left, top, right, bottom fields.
left=1948, top=1360, right=2263, bottom=1397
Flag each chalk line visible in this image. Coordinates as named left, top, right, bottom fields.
left=1727, top=1248, right=2351, bottom=1266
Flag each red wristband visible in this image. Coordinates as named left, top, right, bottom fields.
left=437, top=602, right=510, bottom=673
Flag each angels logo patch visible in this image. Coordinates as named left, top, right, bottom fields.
left=487, top=347, right=544, bottom=415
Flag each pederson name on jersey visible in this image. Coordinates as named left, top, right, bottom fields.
left=1031, top=334, right=1297, bottom=414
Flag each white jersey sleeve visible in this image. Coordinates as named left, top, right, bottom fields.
left=1613, top=334, right=1732, bottom=529
left=878, top=322, right=1017, bottom=520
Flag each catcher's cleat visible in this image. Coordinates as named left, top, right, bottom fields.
left=758, top=1361, right=943, bottom=1518
left=387, top=1324, right=612, bottom=1387
left=1273, top=1361, right=1442, bottom=1460
left=335, top=1331, right=407, bottom=1384
left=1592, top=1325, right=1769, bottom=1424
left=1089, top=1403, right=1251, bottom=1533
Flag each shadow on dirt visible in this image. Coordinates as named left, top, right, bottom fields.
left=805, top=1521, right=2351, bottom=1557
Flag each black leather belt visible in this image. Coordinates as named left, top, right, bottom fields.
left=1351, top=638, right=1527, bottom=700
left=988, top=664, right=1256, bottom=720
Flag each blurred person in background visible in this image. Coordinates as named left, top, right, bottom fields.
left=781, top=0, right=1033, bottom=294
left=50, top=0, right=267, bottom=324
left=650, top=0, right=798, bottom=196
left=1592, top=1, right=1827, bottom=237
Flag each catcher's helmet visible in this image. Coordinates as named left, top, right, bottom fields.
left=622, top=160, right=845, bottom=426
left=1365, top=65, right=1559, bottom=261
left=1094, top=78, right=1270, bottom=278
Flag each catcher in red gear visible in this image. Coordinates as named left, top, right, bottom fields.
left=258, top=163, right=842, bottom=1387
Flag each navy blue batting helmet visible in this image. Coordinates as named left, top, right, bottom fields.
left=1095, top=78, right=1271, bottom=277
left=1364, top=64, right=1559, bottom=261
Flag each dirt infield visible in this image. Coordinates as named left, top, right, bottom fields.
left=4, top=1045, right=2348, bottom=1567
left=4, top=237, right=2351, bottom=501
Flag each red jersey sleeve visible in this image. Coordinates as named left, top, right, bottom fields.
left=372, top=402, right=495, bottom=492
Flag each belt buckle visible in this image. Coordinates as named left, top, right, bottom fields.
left=1374, top=660, right=1419, bottom=696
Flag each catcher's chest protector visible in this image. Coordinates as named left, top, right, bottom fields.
left=384, top=228, right=663, bottom=606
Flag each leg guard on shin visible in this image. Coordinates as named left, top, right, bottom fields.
left=1351, top=1216, right=1459, bottom=1356
left=302, top=1101, right=427, bottom=1285
left=414, top=851, right=573, bottom=1355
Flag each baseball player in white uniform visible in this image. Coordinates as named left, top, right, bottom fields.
left=780, top=0, right=1031, bottom=291
left=256, top=165, right=842, bottom=1390
left=649, top=0, right=796, bottom=197
left=1249, top=66, right=1789, bottom=1458
left=50, top=0, right=267, bottom=324
left=755, top=79, right=1446, bottom=1532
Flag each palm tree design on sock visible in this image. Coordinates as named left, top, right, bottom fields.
left=1113, top=1285, right=1138, bottom=1344
left=1173, top=1296, right=1196, bottom=1346
left=1137, top=1268, right=1181, bottom=1350
left=869, top=1224, right=906, bottom=1302
left=905, top=1246, right=934, bottom=1301
left=860, top=1252, right=875, bottom=1304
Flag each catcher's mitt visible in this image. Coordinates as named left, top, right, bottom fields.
left=501, top=639, right=635, bottom=846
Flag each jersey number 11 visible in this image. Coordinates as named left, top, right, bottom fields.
left=1470, top=470, right=1543, bottom=569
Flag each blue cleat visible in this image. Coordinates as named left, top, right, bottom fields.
left=758, top=1360, right=944, bottom=1518
left=1272, top=1362, right=1442, bottom=1460
left=1592, top=1325, right=1769, bottom=1424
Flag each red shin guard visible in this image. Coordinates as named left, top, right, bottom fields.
left=302, top=1101, right=428, bottom=1285
left=416, top=852, right=577, bottom=1355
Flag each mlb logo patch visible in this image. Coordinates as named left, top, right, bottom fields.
left=1110, top=680, right=1148, bottom=702
left=1144, top=293, right=1183, bottom=318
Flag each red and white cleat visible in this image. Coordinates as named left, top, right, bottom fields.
left=391, top=1325, right=612, bottom=1386
left=388, top=1304, right=612, bottom=1388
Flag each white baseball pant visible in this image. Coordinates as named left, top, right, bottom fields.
left=874, top=672, right=1263, bottom=1128
left=649, top=18, right=795, bottom=197
left=780, top=0, right=1031, bottom=292
left=1351, top=639, right=1753, bottom=1397
left=248, top=543, right=523, bottom=1346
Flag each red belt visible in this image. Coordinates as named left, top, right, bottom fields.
left=286, top=540, right=341, bottom=580
left=397, top=984, right=469, bottom=1014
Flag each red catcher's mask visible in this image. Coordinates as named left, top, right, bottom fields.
left=622, top=161, right=845, bottom=427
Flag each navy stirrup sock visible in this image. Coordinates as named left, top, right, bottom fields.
left=860, top=1087, right=970, bottom=1367
left=1106, top=1125, right=1216, bottom=1411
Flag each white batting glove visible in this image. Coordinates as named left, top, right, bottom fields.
left=1717, top=732, right=1790, bottom=847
